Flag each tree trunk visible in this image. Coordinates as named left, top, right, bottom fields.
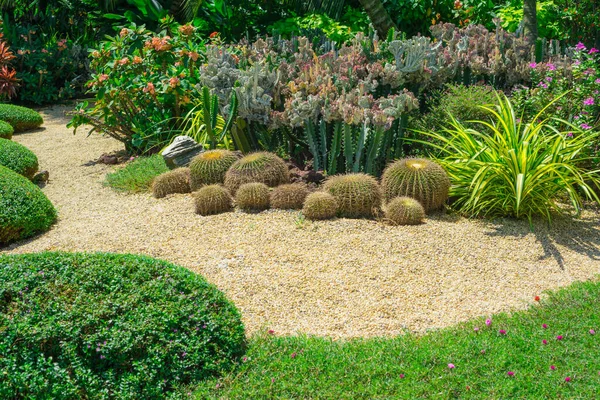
left=358, top=0, right=397, bottom=38
left=523, top=0, right=538, bottom=46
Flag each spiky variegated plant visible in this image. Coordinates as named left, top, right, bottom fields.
left=413, top=93, right=600, bottom=223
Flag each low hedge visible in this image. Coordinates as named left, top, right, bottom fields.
left=0, top=104, right=44, bottom=132
left=0, top=138, right=39, bottom=178
left=0, top=252, right=246, bottom=398
left=0, top=165, right=56, bottom=244
left=0, top=120, right=13, bottom=139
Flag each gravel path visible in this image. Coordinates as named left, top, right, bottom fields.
left=4, top=105, right=600, bottom=338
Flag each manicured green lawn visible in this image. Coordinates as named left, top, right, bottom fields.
left=192, top=280, right=600, bottom=399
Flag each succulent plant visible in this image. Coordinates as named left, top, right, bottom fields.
left=151, top=168, right=191, bottom=198
left=235, top=182, right=270, bottom=211
left=189, top=150, right=240, bottom=190
left=302, top=192, right=338, bottom=220
left=193, top=184, right=233, bottom=215
left=322, top=173, right=382, bottom=218
left=381, top=158, right=450, bottom=212
left=385, top=197, right=425, bottom=225
left=224, top=152, right=289, bottom=194
left=270, top=183, right=309, bottom=210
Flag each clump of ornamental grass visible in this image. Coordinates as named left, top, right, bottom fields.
left=385, top=197, right=426, bottom=225
left=224, top=152, right=289, bottom=194
left=151, top=168, right=191, bottom=198
left=189, top=150, right=240, bottom=190
left=235, top=182, right=270, bottom=212
left=302, top=192, right=338, bottom=220
left=381, top=158, right=450, bottom=212
left=270, top=183, right=309, bottom=210
left=105, top=154, right=169, bottom=193
left=322, top=173, right=382, bottom=218
left=193, top=185, right=234, bottom=216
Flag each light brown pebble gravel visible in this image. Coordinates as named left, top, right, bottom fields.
left=3, top=106, right=600, bottom=338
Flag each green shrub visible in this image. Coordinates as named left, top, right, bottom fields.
left=322, top=173, right=382, bottom=218
left=235, top=182, right=270, bottom=211
left=381, top=158, right=450, bottom=213
left=270, top=183, right=309, bottom=210
left=0, top=252, right=246, bottom=398
left=105, top=155, right=169, bottom=193
left=0, top=104, right=43, bottom=132
left=0, top=165, right=56, bottom=244
left=224, top=152, right=289, bottom=194
left=302, top=192, right=338, bottom=220
left=0, top=120, right=13, bottom=139
left=193, top=185, right=234, bottom=216
left=190, top=150, right=240, bottom=190
left=151, top=167, right=191, bottom=198
left=0, top=138, right=39, bottom=179
left=417, top=94, right=600, bottom=222
left=385, top=197, right=426, bottom=225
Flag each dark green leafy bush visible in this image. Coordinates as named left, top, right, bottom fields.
left=0, top=121, right=13, bottom=139
left=0, top=138, right=39, bottom=178
left=0, top=104, right=44, bottom=132
left=0, top=252, right=246, bottom=398
left=0, top=165, right=56, bottom=244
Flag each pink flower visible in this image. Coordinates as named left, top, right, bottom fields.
left=542, top=324, right=548, bottom=329
left=290, top=352, right=297, bottom=359
left=545, top=76, right=553, bottom=82
left=576, top=42, right=587, bottom=51
left=480, top=349, right=486, bottom=354
left=399, top=373, right=405, bottom=378
left=507, top=371, right=515, bottom=377
left=529, top=62, right=538, bottom=68
left=547, top=63, right=556, bottom=71
left=474, top=327, right=479, bottom=332
left=565, top=376, right=572, bottom=382
left=550, top=365, right=556, bottom=370
left=485, top=319, right=492, bottom=326
left=584, top=97, right=595, bottom=106
left=499, top=329, right=507, bottom=335
left=590, top=48, right=599, bottom=54
left=581, top=123, right=592, bottom=130
left=542, top=339, right=548, bottom=345
left=595, top=78, right=600, bottom=84
left=242, top=356, right=248, bottom=362
left=590, top=329, right=596, bottom=335
left=556, top=335, right=564, bottom=341
left=268, top=329, right=275, bottom=335
left=448, top=363, right=455, bottom=369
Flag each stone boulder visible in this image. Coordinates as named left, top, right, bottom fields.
left=161, top=136, right=203, bottom=169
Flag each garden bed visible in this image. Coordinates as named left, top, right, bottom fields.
left=4, top=106, right=600, bottom=338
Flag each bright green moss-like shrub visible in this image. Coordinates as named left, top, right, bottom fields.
left=194, top=185, right=234, bottom=215
left=0, top=165, right=56, bottom=244
left=0, top=104, right=43, bottom=132
left=0, top=120, right=13, bottom=139
left=190, top=150, right=240, bottom=190
left=235, top=182, right=270, bottom=211
left=322, top=173, right=382, bottom=218
left=0, top=138, right=39, bottom=178
left=105, top=154, right=169, bottom=193
left=381, top=158, right=450, bottom=213
left=302, top=192, right=338, bottom=220
left=151, top=167, right=191, bottom=198
left=270, top=183, right=309, bottom=210
left=385, top=197, right=426, bottom=226
left=224, top=152, right=289, bottom=194
left=0, top=252, right=246, bottom=398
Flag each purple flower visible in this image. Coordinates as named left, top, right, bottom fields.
left=448, top=363, right=455, bottom=369
left=529, top=62, right=538, bottom=68
left=567, top=132, right=574, bottom=138
left=576, top=42, right=587, bottom=51
left=581, top=123, right=592, bottom=130
left=590, top=48, right=599, bottom=54
left=100, top=355, right=105, bottom=359
left=547, top=63, right=556, bottom=71
left=584, top=97, right=595, bottom=106
left=545, top=76, right=553, bottom=82
left=538, top=82, right=548, bottom=89
left=596, top=78, right=600, bottom=84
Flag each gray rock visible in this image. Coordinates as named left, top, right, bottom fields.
left=32, top=170, right=49, bottom=184
left=161, top=136, right=204, bottom=169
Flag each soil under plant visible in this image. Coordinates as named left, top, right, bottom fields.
left=4, top=106, right=600, bottom=338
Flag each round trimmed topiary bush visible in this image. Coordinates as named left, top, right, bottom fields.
left=302, top=192, right=338, bottom=220
left=270, top=183, right=309, bottom=210
left=381, top=158, right=450, bottom=212
left=0, top=120, right=13, bottom=139
left=151, top=167, right=191, bottom=198
left=193, top=184, right=234, bottom=215
left=385, top=196, right=426, bottom=225
left=0, top=252, right=246, bottom=398
left=190, top=150, right=240, bottom=190
left=0, top=138, right=39, bottom=179
left=235, top=182, right=270, bottom=211
left=322, top=173, right=382, bottom=218
left=224, top=152, right=289, bottom=194
left=0, top=165, right=56, bottom=244
left=0, top=104, right=43, bottom=132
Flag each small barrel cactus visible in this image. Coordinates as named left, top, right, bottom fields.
left=224, top=152, right=289, bottom=194
left=381, top=158, right=450, bottom=212
left=235, top=182, right=270, bottom=211
left=189, top=150, right=240, bottom=190
left=322, top=173, right=382, bottom=218
left=270, top=183, right=309, bottom=210
left=385, top=197, right=425, bottom=225
left=193, top=184, right=233, bottom=215
left=302, top=192, right=338, bottom=220
left=152, top=168, right=191, bottom=198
